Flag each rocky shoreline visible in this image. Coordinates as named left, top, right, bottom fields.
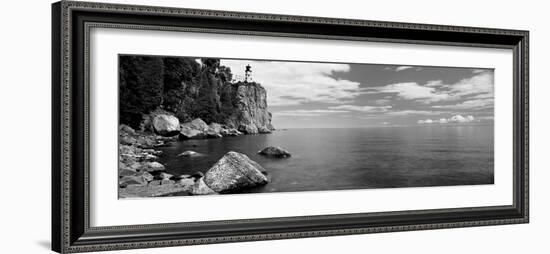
left=118, top=114, right=283, bottom=198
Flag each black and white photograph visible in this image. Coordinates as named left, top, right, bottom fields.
left=118, top=55, right=494, bottom=198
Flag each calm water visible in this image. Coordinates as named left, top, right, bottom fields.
left=156, top=125, right=494, bottom=193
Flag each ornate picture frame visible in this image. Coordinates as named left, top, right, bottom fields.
left=52, top=1, right=529, bottom=253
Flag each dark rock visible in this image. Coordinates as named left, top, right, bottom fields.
left=190, top=171, right=204, bottom=180
left=201, top=151, right=268, bottom=193
left=258, top=146, right=291, bottom=158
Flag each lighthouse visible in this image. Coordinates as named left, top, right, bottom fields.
left=244, top=64, right=252, bottom=82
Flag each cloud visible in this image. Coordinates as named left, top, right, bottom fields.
left=328, top=104, right=392, bottom=113
left=365, top=72, right=494, bottom=109
left=417, top=119, right=434, bottom=124
left=388, top=110, right=441, bottom=116
left=364, top=82, right=451, bottom=103
left=432, top=98, right=494, bottom=110
left=274, top=109, right=348, bottom=117
left=220, top=59, right=360, bottom=106
left=418, top=115, right=476, bottom=124
left=374, top=99, right=392, bottom=105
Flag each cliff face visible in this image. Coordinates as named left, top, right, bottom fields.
left=224, top=82, right=274, bottom=134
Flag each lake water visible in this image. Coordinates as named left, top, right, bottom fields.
left=156, top=125, right=494, bottom=193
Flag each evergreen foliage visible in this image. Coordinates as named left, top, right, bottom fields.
left=119, top=55, right=236, bottom=128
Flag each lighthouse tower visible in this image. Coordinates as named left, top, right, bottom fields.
left=244, top=64, right=252, bottom=82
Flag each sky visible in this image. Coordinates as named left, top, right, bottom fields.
left=219, top=59, right=494, bottom=129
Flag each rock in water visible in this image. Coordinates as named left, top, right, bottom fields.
left=205, top=130, right=223, bottom=139
left=208, top=123, right=223, bottom=134
left=153, top=114, right=180, bottom=136
left=257, top=126, right=272, bottom=134
left=178, top=150, right=202, bottom=157
left=238, top=124, right=259, bottom=134
left=178, top=128, right=206, bottom=140
left=258, top=146, right=291, bottom=158
left=188, top=118, right=209, bottom=131
left=202, top=151, right=268, bottom=193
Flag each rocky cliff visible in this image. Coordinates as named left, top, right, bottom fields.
left=119, top=56, right=274, bottom=133
left=222, top=82, right=274, bottom=134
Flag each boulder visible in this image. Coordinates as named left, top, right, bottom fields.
left=178, top=128, right=206, bottom=140
left=119, top=124, right=135, bottom=135
left=120, top=135, right=137, bottom=145
left=141, top=161, right=165, bottom=172
left=181, top=118, right=209, bottom=131
left=161, top=179, right=175, bottom=185
left=205, top=130, right=223, bottom=139
left=257, top=126, right=272, bottom=134
left=178, top=151, right=202, bottom=157
left=238, top=124, right=259, bottom=134
left=178, top=178, right=196, bottom=190
left=119, top=175, right=148, bottom=188
left=158, top=172, right=173, bottom=180
left=202, top=151, right=268, bottom=193
left=142, top=149, right=163, bottom=156
left=140, top=171, right=155, bottom=182
left=148, top=180, right=162, bottom=186
left=119, top=168, right=138, bottom=177
left=128, top=162, right=142, bottom=171
left=139, top=153, right=158, bottom=161
left=153, top=114, right=180, bottom=136
left=190, top=178, right=218, bottom=195
left=135, top=135, right=162, bottom=148
left=225, top=128, right=243, bottom=137
left=208, top=123, right=223, bottom=134
left=258, top=146, right=291, bottom=158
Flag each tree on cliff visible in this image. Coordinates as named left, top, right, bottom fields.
left=162, top=57, right=201, bottom=113
left=119, top=55, right=245, bottom=127
left=119, top=56, right=164, bottom=128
